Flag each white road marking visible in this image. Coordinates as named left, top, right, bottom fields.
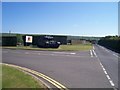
left=113, top=54, right=119, bottom=58
left=102, top=67, right=105, bottom=71
left=98, top=45, right=119, bottom=58
left=99, top=61, right=115, bottom=88
left=106, top=75, right=111, bottom=80
left=90, top=50, right=93, bottom=57
left=92, top=50, right=97, bottom=57
left=70, top=53, right=76, bottom=55
left=104, top=71, right=107, bottom=75
left=99, top=62, right=102, bottom=66
left=109, top=80, right=115, bottom=86
left=98, top=45, right=105, bottom=49
left=105, top=49, right=110, bottom=53
left=53, top=52, right=76, bottom=55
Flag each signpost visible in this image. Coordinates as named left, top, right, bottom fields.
left=25, top=36, right=33, bottom=47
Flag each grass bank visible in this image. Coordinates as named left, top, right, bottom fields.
left=2, top=65, right=47, bottom=89
left=2, top=44, right=92, bottom=51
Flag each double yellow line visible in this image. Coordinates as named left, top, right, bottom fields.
left=2, top=63, right=68, bottom=90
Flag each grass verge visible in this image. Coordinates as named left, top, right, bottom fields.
left=2, top=44, right=92, bottom=51
left=2, top=64, right=48, bottom=89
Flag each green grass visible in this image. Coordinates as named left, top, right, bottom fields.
left=59, top=44, right=92, bottom=51
left=2, top=65, right=47, bottom=88
left=2, top=44, right=92, bottom=51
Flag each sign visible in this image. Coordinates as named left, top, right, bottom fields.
left=26, top=36, right=33, bottom=43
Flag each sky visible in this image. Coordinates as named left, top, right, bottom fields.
left=2, top=2, right=118, bottom=37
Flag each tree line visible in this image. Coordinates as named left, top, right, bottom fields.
left=98, top=35, right=120, bottom=53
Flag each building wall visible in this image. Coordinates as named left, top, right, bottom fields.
left=22, top=35, right=67, bottom=46
left=71, top=39, right=89, bottom=45
left=2, top=36, right=17, bottom=46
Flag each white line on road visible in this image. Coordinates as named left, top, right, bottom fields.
left=102, top=67, right=105, bottom=71
left=53, top=52, right=76, bottom=55
left=99, top=62, right=115, bottom=88
left=70, top=53, right=76, bottom=55
left=104, top=71, right=107, bottom=75
left=98, top=45, right=119, bottom=58
left=105, top=49, right=110, bottom=53
left=113, top=54, right=119, bottom=58
left=92, top=50, right=97, bottom=57
left=106, top=75, right=111, bottom=80
left=90, top=50, right=93, bottom=57
left=109, top=80, right=115, bottom=86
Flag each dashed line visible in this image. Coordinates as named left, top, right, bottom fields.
left=102, top=67, right=105, bottom=71
left=106, top=75, right=111, bottom=80
left=113, top=54, right=119, bottom=58
left=109, top=80, right=115, bottom=87
left=99, top=62, right=115, bottom=87
left=105, top=49, right=110, bottom=53
left=53, top=52, right=76, bottom=55
left=98, top=45, right=119, bottom=58
left=104, top=71, right=107, bottom=75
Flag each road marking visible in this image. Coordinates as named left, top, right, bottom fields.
left=1, top=63, right=68, bottom=90
left=21, top=69, right=52, bottom=89
left=92, top=50, right=97, bottom=57
left=70, top=53, right=76, bottom=55
left=106, top=75, right=111, bottom=80
left=98, top=45, right=119, bottom=58
left=109, top=80, right=115, bottom=86
left=105, top=49, right=110, bottom=53
left=53, top=52, right=76, bottom=55
left=104, top=71, right=107, bottom=75
left=90, top=50, right=93, bottom=57
left=99, top=62, right=115, bottom=88
left=113, top=54, right=119, bottom=58
left=102, top=67, right=105, bottom=71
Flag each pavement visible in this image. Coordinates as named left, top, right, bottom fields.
left=2, top=44, right=119, bottom=89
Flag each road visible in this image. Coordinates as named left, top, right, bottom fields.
left=2, top=44, right=119, bottom=89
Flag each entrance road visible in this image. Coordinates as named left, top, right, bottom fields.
left=2, top=45, right=118, bottom=89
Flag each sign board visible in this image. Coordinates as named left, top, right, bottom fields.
left=26, top=36, right=33, bottom=43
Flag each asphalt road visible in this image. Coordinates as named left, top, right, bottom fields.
left=2, top=44, right=119, bottom=89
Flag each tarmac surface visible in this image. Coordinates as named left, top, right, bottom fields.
left=2, top=44, right=119, bottom=89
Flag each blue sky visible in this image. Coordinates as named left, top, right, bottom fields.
left=2, top=2, right=118, bottom=37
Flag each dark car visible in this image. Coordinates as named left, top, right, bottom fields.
left=37, top=36, right=61, bottom=48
